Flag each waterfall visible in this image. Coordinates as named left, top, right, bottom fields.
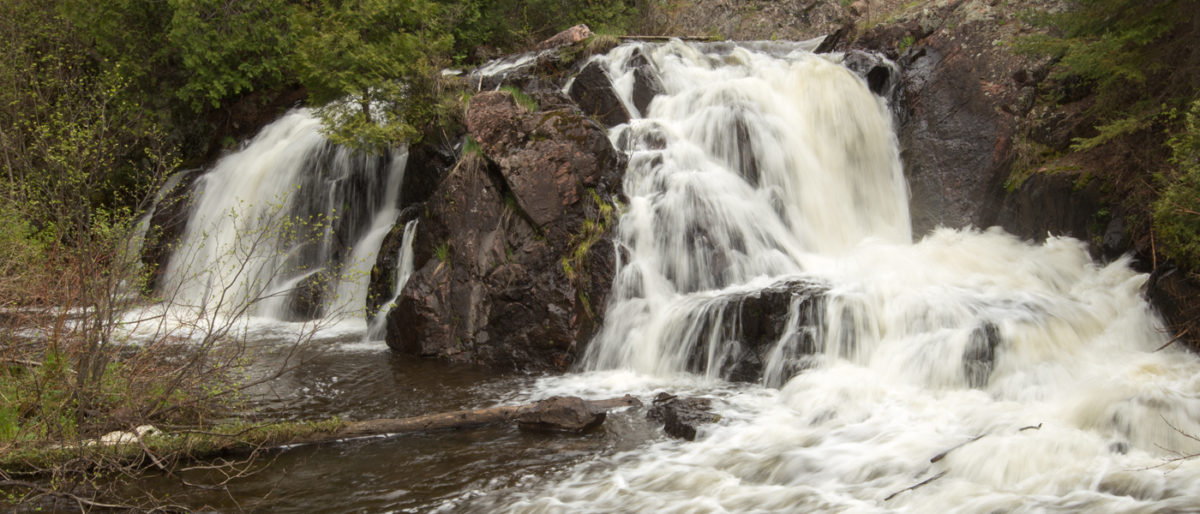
left=490, top=40, right=1200, bottom=512
left=584, top=40, right=910, bottom=377
left=159, top=109, right=406, bottom=321
left=366, top=219, right=419, bottom=341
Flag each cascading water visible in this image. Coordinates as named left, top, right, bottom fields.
left=159, top=109, right=406, bottom=321
left=478, top=40, right=1200, bottom=512
left=366, top=219, right=419, bottom=341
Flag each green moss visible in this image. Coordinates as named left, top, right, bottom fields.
left=560, top=189, right=620, bottom=287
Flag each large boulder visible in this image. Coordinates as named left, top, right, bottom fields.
left=281, top=270, right=328, bottom=322
left=569, top=61, right=631, bottom=127
left=385, top=89, right=626, bottom=371
left=535, top=24, right=593, bottom=51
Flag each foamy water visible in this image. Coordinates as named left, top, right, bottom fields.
left=470, top=40, right=1200, bottom=513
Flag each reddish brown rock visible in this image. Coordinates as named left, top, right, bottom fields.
left=387, top=89, right=625, bottom=371
left=536, top=24, right=593, bottom=51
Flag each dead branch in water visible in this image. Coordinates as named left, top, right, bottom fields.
left=884, top=471, right=947, bottom=501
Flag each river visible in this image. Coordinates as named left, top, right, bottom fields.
left=137, top=39, right=1200, bottom=512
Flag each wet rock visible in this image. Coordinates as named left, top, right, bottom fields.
left=517, top=396, right=607, bottom=433
left=141, top=168, right=207, bottom=293
left=994, top=171, right=1115, bottom=258
left=962, top=323, right=1000, bottom=388
left=1148, top=266, right=1200, bottom=351
left=569, top=61, right=631, bottom=127
left=282, top=271, right=328, bottom=321
left=814, top=23, right=853, bottom=54
left=628, top=49, right=664, bottom=116
left=646, top=393, right=719, bottom=441
left=401, top=141, right=457, bottom=206
left=686, top=279, right=827, bottom=384
left=898, top=39, right=1015, bottom=236
left=366, top=205, right=423, bottom=321
left=841, top=50, right=898, bottom=99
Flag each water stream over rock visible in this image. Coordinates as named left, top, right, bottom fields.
left=139, top=39, right=1200, bottom=512
left=472, top=39, right=1200, bottom=512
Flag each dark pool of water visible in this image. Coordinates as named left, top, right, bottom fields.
left=127, top=337, right=656, bottom=512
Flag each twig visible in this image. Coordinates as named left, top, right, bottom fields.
left=0, top=479, right=130, bottom=510
left=884, top=471, right=946, bottom=501
left=931, top=435, right=983, bottom=463
left=1019, top=423, right=1043, bottom=431
left=1154, top=327, right=1191, bottom=352
left=0, top=358, right=42, bottom=367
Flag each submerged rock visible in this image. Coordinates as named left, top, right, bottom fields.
left=685, top=279, right=828, bottom=384
left=646, top=393, right=719, bottom=441
left=517, top=396, right=607, bottom=433
left=282, top=271, right=328, bottom=321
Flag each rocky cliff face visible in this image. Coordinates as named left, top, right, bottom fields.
left=378, top=35, right=630, bottom=371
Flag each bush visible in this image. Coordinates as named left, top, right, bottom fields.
left=1154, top=98, right=1200, bottom=269
left=1017, top=0, right=1195, bottom=150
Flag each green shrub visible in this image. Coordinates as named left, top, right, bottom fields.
left=1154, top=97, right=1200, bottom=269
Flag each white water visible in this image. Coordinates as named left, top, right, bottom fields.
left=366, top=219, right=420, bottom=341
left=477, top=40, right=1200, bottom=512
left=159, top=109, right=406, bottom=320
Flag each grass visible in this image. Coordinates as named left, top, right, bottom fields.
left=499, top=85, right=539, bottom=113
left=560, top=189, right=619, bottom=282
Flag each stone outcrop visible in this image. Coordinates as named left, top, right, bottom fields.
left=383, top=81, right=626, bottom=370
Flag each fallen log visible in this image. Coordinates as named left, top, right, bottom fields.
left=289, top=395, right=643, bottom=446
left=0, top=396, right=643, bottom=476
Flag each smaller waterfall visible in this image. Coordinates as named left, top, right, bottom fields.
left=159, top=109, right=406, bottom=321
left=366, top=219, right=419, bottom=341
